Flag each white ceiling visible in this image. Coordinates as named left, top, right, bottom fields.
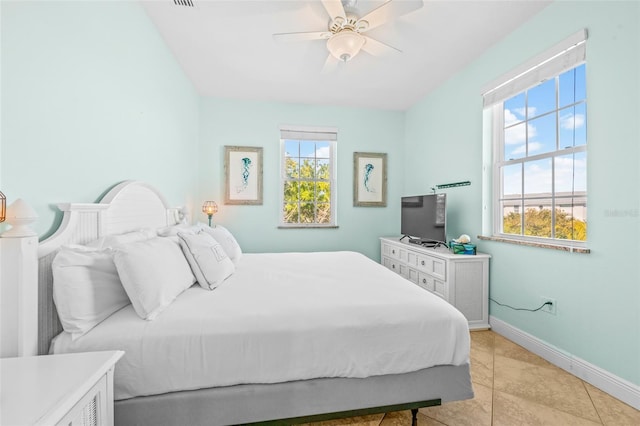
left=141, top=0, right=552, bottom=111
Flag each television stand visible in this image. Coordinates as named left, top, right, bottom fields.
left=380, top=237, right=490, bottom=330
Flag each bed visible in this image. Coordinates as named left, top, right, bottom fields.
left=33, top=181, right=473, bottom=425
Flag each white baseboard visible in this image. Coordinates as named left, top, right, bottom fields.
left=489, top=316, right=640, bottom=410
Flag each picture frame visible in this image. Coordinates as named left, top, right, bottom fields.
left=224, top=146, right=263, bottom=205
left=353, top=152, right=387, bottom=207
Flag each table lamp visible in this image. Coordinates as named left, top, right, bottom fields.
left=202, top=201, right=218, bottom=227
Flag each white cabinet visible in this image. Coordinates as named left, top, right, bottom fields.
left=0, top=350, right=124, bottom=426
left=381, top=237, right=490, bottom=330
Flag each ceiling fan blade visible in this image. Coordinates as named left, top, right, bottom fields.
left=321, top=0, right=346, bottom=21
left=273, top=31, right=331, bottom=42
left=321, top=54, right=339, bottom=74
left=358, top=0, right=424, bottom=32
left=362, top=36, right=401, bottom=56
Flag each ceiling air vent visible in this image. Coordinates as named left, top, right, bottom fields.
left=173, top=0, right=194, bottom=7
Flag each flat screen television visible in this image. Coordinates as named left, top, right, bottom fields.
left=401, top=194, right=447, bottom=246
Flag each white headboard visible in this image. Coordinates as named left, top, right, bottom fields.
left=37, top=181, right=181, bottom=354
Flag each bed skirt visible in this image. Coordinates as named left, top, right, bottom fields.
left=115, top=363, right=473, bottom=426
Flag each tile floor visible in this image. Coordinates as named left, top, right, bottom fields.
left=307, top=331, right=640, bottom=426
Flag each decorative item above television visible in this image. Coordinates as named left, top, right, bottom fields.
left=401, top=194, right=447, bottom=247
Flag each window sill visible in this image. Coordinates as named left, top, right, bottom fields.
left=477, top=235, right=590, bottom=253
left=278, top=225, right=339, bottom=229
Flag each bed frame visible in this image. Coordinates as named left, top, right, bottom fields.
left=29, top=181, right=472, bottom=425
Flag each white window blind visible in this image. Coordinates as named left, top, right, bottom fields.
left=482, top=29, right=587, bottom=108
left=279, top=126, right=338, bottom=141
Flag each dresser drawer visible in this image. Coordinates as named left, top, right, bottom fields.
left=418, top=274, right=447, bottom=299
left=433, top=278, right=447, bottom=299
left=416, top=254, right=447, bottom=280
left=417, top=272, right=434, bottom=292
left=406, top=250, right=418, bottom=267
left=406, top=267, right=419, bottom=284
left=382, top=243, right=401, bottom=260
left=382, top=256, right=400, bottom=274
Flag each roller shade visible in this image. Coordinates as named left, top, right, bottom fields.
left=482, top=29, right=587, bottom=108
left=280, top=126, right=338, bottom=141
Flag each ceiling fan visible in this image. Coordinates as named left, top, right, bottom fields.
left=273, top=0, right=424, bottom=72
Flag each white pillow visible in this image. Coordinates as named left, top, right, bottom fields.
left=197, top=223, right=242, bottom=264
left=52, top=245, right=130, bottom=340
left=113, top=237, right=196, bottom=320
left=157, top=224, right=198, bottom=237
left=178, top=232, right=235, bottom=290
left=87, top=228, right=156, bottom=249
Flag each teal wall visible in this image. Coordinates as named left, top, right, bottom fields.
left=0, top=0, right=200, bottom=237
left=405, top=1, right=640, bottom=385
left=198, top=98, right=404, bottom=260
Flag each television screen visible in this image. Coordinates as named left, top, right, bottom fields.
left=401, top=194, right=446, bottom=245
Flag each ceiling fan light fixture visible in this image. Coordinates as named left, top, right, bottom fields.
left=326, top=30, right=365, bottom=62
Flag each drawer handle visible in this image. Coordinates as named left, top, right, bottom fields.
left=422, top=278, right=426, bottom=284
left=392, top=249, right=396, bottom=254
left=392, top=265, right=395, bottom=269
left=421, top=260, right=425, bottom=266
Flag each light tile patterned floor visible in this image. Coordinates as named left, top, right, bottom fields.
left=308, top=331, right=640, bottom=426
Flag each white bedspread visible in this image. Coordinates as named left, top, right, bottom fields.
left=51, top=251, right=470, bottom=400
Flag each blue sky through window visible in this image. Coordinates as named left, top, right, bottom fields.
left=285, top=140, right=330, bottom=158
left=502, top=64, right=586, bottom=195
left=284, top=140, right=331, bottom=180
left=528, top=79, right=556, bottom=118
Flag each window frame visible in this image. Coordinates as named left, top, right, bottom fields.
left=278, top=126, right=338, bottom=228
left=483, top=30, right=588, bottom=249
left=491, top=91, right=587, bottom=248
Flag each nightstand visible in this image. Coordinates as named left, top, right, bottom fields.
left=1, top=350, right=124, bottom=426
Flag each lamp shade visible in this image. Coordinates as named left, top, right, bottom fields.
left=326, top=30, right=365, bottom=62
left=202, top=201, right=218, bottom=216
left=0, top=191, right=5, bottom=222
left=2, top=198, right=38, bottom=237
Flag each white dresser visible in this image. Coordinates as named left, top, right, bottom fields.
left=1, top=350, right=124, bottom=426
left=380, top=237, right=490, bottom=330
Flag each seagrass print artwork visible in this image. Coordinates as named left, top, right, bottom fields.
left=224, top=146, right=263, bottom=205
left=353, top=152, right=387, bottom=207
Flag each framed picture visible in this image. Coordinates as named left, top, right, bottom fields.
left=224, top=146, right=263, bottom=205
left=353, top=152, right=387, bottom=207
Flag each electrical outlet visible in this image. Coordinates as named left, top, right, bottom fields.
left=541, top=297, right=556, bottom=315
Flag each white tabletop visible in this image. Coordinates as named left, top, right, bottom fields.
left=1, top=350, right=124, bottom=426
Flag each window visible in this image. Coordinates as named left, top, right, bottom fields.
left=483, top=30, right=587, bottom=247
left=279, top=126, right=337, bottom=227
